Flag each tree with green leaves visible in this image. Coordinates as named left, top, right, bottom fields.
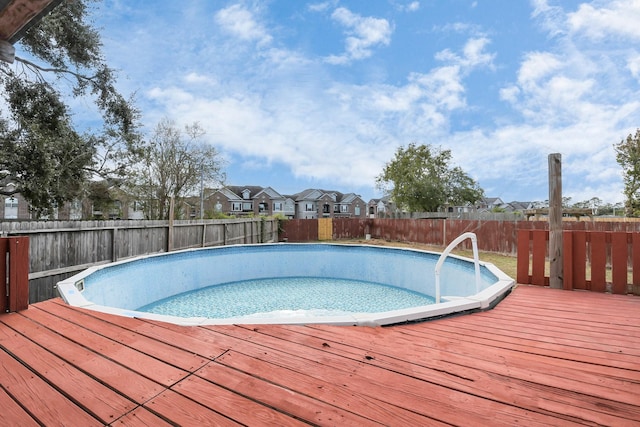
left=614, top=129, right=640, bottom=217
left=0, top=0, right=141, bottom=216
left=376, top=143, right=484, bottom=212
left=133, top=118, right=226, bottom=220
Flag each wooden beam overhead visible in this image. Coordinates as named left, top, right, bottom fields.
left=0, top=0, right=63, bottom=51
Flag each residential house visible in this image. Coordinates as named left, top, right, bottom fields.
left=443, top=201, right=475, bottom=214
left=205, top=186, right=296, bottom=218
left=502, top=201, right=534, bottom=213
left=1, top=193, right=30, bottom=219
left=367, top=196, right=398, bottom=218
left=291, top=189, right=366, bottom=219
left=473, top=197, right=505, bottom=213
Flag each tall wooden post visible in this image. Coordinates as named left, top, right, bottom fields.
left=167, top=196, right=175, bottom=252
left=549, top=153, right=563, bottom=289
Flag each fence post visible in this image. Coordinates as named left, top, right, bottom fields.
left=0, top=238, right=7, bottom=312
left=634, top=234, right=640, bottom=295
left=8, top=237, right=29, bottom=311
left=548, top=153, right=563, bottom=289
left=167, top=197, right=175, bottom=252
left=111, top=227, right=118, bottom=262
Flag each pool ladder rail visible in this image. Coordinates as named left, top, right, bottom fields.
left=434, top=232, right=482, bottom=304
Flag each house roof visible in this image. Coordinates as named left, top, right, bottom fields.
left=482, top=197, right=504, bottom=205
left=291, top=188, right=365, bottom=204
left=507, top=201, right=533, bottom=211
left=291, top=188, right=326, bottom=201
left=225, top=186, right=264, bottom=198
left=339, top=193, right=363, bottom=204
left=254, top=186, right=286, bottom=200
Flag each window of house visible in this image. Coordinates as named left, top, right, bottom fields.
left=232, top=202, right=242, bottom=211
left=341, top=205, right=349, bottom=213
left=355, top=206, right=361, bottom=216
left=305, top=203, right=314, bottom=211
left=333, top=204, right=340, bottom=213
left=242, top=202, right=252, bottom=211
left=273, top=202, right=283, bottom=211
left=323, top=204, right=330, bottom=214
left=70, top=200, right=82, bottom=220
left=5, top=197, right=18, bottom=219
left=242, top=190, right=250, bottom=200
left=259, top=202, right=268, bottom=212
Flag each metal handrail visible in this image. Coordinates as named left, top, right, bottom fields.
left=434, top=232, right=481, bottom=303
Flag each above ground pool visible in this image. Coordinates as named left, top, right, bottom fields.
left=56, top=240, right=514, bottom=326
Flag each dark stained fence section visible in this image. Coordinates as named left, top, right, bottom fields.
left=0, top=237, right=29, bottom=312
left=284, top=218, right=544, bottom=253
left=332, top=218, right=370, bottom=239
left=280, top=219, right=318, bottom=242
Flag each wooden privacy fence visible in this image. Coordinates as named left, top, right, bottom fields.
left=517, top=229, right=640, bottom=295
left=2, top=218, right=278, bottom=304
left=0, top=237, right=29, bottom=312
left=283, top=218, right=640, bottom=253
left=282, top=218, right=525, bottom=253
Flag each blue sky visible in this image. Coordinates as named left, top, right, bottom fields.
left=65, top=1, right=640, bottom=204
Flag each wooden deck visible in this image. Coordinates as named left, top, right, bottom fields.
left=0, top=285, right=639, bottom=426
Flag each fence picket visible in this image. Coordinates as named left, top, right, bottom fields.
left=563, top=230, right=573, bottom=291
left=0, top=239, right=7, bottom=312
left=532, top=230, right=547, bottom=286
left=8, top=237, right=28, bottom=311
left=516, top=230, right=531, bottom=284
left=573, top=231, right=587, bottom=290
left=611, top=232, right=628, bottom=294
left=634, top=234, right=640, bottom=294
left=590, top=232, right=607, bottom=292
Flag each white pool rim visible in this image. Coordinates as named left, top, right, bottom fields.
left=56, top=243, right=515, bottom=327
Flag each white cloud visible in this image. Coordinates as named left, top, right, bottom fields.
left=435, top=37, right=495, bottom=70
left=325, top=7, right=393, bottom=64
left=568, top=0, right=640, bottom=40
left=628, top=55, right=640, bottom=79
left=530, top=0, right=567, bottom=36
left=183, top=72, right=218, bottom=86
left=396, top=1, right=420, bottom=12
left=308, top=1, right=337, bottom=13
left=516, top=51, right=563, bottom=90
left=499, top=86, right=520, bottom=103
left=214, top=4, right=272, bottom=46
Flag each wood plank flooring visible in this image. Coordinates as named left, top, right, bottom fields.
left=0, top=285, right=639, bottom=426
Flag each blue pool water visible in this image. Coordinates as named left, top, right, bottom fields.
left=138, top=277, right=435, bottom=318
left=57, top=243, right=515, bottom=326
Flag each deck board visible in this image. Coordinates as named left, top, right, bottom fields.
left=0, top=285, right=639, bottom=426
left=36, top=300, right=211, bottom=374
